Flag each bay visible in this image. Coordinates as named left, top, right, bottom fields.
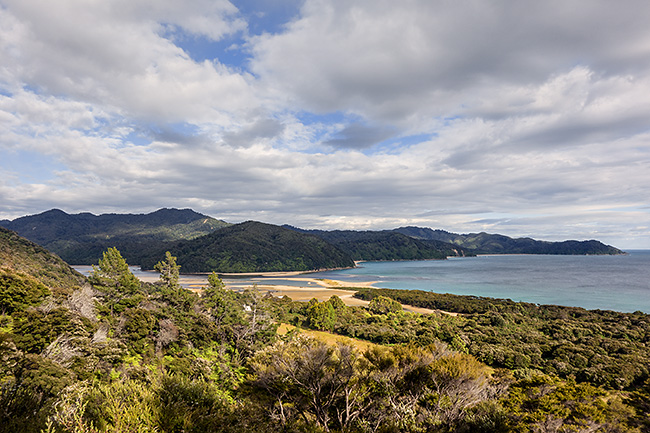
left=309, top=251, right=650, bottom=313
left=75, top=251, right=650, bottom=314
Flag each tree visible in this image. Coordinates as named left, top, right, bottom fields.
left=307, top=299, right=336, bottom=332
left=207, top=272, right=225, bottom=291
left=202, top=272, right=238, bottom=327
left=154, top=251, right=180, bottom=290
left=231, top=286, right=275, bottom=356
left=89, top=247, right=140, bottom=296
left=368, top=295, right=402, bottom=315
left=250, top=335, right=370, bottom=431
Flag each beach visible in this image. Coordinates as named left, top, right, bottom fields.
left=74, top=266, right=439, bottom=314
left=193, top=275, right=378, bottom=307
left=165, top=273, right=439, bottom=313
left=227, top=277, right=439, bottom=314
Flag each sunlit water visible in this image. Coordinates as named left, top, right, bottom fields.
left=75, top=250, right=650, bottom=313
left=310, top=251, right=650, bottom=313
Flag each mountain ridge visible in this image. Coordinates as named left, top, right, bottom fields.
left=0, top=226, right=86, bottom=293
left=0, top=209, right=625, bottom=274
left=393, top=226, right=624, bottom=255
left=140, top=220, right=356, bottom=273
left=0, top=208, right=231, bottom=264
left=285, top=226, right=472, bottom=261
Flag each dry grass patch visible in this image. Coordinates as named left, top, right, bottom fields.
left=277, top=323, right=379, bottom=352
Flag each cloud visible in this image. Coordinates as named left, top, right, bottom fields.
left=222, top=117, right=285, bottom=148
left=1, top=0, right=650, bottom=248
left=0, top=0, right=258, bottom=125
left=323, top=123, right=395, bottom=149
left=250, top=0, right=650, bottom=127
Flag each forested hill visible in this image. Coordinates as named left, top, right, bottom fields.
left=285, top=227, right=472, bottom=260
left=394, top=226, right=624, bottom=255
left=0, top=226, right=86, bottom=292
left=140, top=221, right=356, bottom=273
left=0, top=208, right=230, bottom=265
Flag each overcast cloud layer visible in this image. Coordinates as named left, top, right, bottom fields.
left=1, top=0, right=650, bottom=248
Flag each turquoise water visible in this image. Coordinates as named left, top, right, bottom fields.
left=75, top=251, right=650, bottom=313
left=309, top=251, right=650, bottom=313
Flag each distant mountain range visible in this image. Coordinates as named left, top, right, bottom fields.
left=0, top=209, right=624, bottom=272
left=0, top=208, right=229, bottom=265
left=393, top=226, right=624, bottom=255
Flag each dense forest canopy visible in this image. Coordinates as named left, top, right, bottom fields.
left=285, top=227, right=473, bottom=260
left=140, top=221, right=356, bottom=273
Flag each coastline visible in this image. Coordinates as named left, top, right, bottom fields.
left=72, top=265, right=457, bottom=315
left=175, top=264, right=359, bottom=278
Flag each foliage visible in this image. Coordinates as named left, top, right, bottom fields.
left=156, top=374, right=234, bottom=432
left=154, top=251, right=181, bottom=289
left=502, top=374, right=635, bottom=432
left=89, top=247, right=140, bottom=296
left=122, top=308, right=156, bottom=354
left=0, top=269, right=50, bottom=314
left=354, top=288, right=650, bottom=390
left=368, top=295, right=402, bottom=315
left=88, top=247, right=142, bottom=321
left=12, top=308, right=73, bottom=353
left=141, top=221, right=355, bottom=273
left=306, top=298, right=337, bottom=331
left=202, top=273, right=241, bottom=327
left=0, top=353, right=74, bottom=433
left=249, top=336, right=501, bottom=432
left=48, top=379, right=159, bottom=433
left=0, top=234, right=647, bottom=433
left=0, top=227, right=85, bottom=295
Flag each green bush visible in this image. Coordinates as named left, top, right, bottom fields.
left=0, top=269, right=50, bottom=314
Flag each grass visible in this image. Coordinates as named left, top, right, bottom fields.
left=277, top=323, right=379, bottom=352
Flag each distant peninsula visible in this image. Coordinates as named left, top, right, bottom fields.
left=393, top=226, right=625, bottom=256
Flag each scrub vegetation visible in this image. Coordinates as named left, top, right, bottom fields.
left=0, top=229, right=647, bottom=432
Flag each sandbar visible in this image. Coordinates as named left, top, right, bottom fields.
left=139, top=272, right=443, bottom=315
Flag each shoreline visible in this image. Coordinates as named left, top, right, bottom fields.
left=154, top=272, right=442, bottom=314
left=154, top=264, right=359, bottom=278
left=72, top=265, right=456, bottom=315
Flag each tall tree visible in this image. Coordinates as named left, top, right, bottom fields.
left=89, top=247, right=140, bottom=296
left=154, top=251, right=180, bottom=290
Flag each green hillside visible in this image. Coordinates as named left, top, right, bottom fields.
left=286, top=227, right=472, bottom=260
left=0, top=230, right=648, bottom=432
left=0, top=208, right=230, bottom=264
left=394, top=226, right=625, bottom=255
left=0, top=227, right=86, bottom=294
left=140, top=221, right=356, bottom=272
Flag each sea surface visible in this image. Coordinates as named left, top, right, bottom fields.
left=310, top=250, right=650, bottom=313
left=75, top=250, right=650, bottom=314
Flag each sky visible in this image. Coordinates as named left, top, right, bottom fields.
left=1, top=0, right=650, bottom=249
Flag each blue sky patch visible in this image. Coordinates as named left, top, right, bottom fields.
left=0, top=150, right=65, bottom=183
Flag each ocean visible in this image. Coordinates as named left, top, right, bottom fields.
left=75, top=250, right=650, bottom=314
left=309, top=250, right=650, bottom=313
